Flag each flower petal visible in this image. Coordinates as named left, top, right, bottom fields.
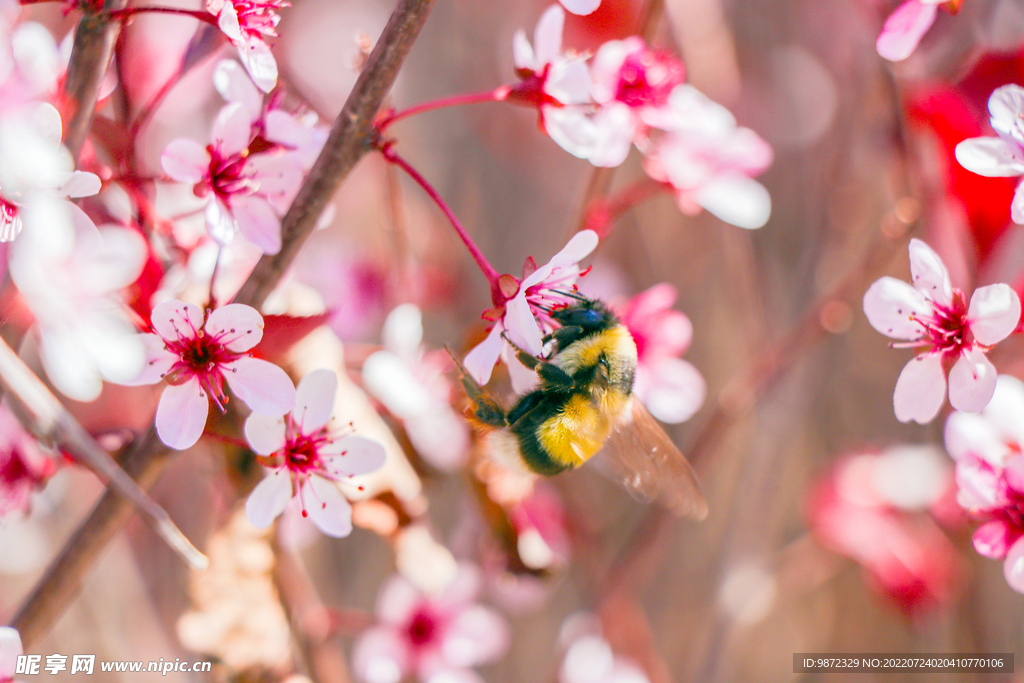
left=362, top=351, right=433, bottom=419
left=503, top=293, right=545, bottom=355
left=206, top=196, right=237, bottom=245
left=302, top=476, right=353, bottom=537
left=213, top=58, right=263, bottom=123
left=351, top=626, right=411, bottom=683
left=155, top=378, right=210, bottom=449
left=60, top=170, right=102, bottom=198
left=973, top=520, right=1012, bottom=558
left=694, top=173, right=772, bottom=229
left=893, top=354, right=946, bottom=424
left=875, top=0, right=938, bottom=62
left=948, top=349, right=998, bottom=413
left=954, top=137, right=1024, bottom=177
left=968, top=284, right=1021, bottom=345
left=441, top=604, right=510, bottom=667
left=244, top=412, right=287, bottom=455
left=863, top=276, right=930, bottom=340
left=245, top=470, right=293, bottom=528
left=533, top=5, right=564, bottom=66
left=512, top=30, right=534, bottom=71
left=1004, top=537, right=1024, bottom=593
left=224, top=356, right=296, bottom=415
left=212, top=102, right=252, bottom=158
left=463, top=323, right=504, bottom=386
left=1012, top=180, right=1024, bottom=225
left=321, top=435, right=387, bottom=476
left=638, top=358, right=706, bottom=424
left=237, top=37, right=278, bottom=94
left=382, top=303, right=423, bottom=359
left=150, top=299, right=204, bottom=343
left=908, top=239, right=953, bottom=307
left=559, top=0, right=600, bottom=15
left=161, top=138, right=209, bottom=183
left=232, top=194, right=282, bottom=254
left=205, top=302, right=265, bottom=351
left=294, top=369, right=337, bottom=434
left=0, top=626, right=23, bottom=679
left=123, top=333, right=177, bottom=386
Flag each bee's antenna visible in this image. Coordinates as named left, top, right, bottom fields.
left=552, top=288, right=588, bottom=302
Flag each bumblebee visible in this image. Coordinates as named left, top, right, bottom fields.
left=452, top=298, right=708, bottom=520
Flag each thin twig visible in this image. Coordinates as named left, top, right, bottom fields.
left=10, top=0, right=435, bottom=648
left=63, top=0, right=131, bottom=159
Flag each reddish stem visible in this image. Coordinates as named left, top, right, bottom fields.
left=377, top=87, right=511, bottom=131
left=110, top=6, right=218, bottom=25
left=379, top=143, right=503, bottom=305
left=584, top=176, right=669, bottom=238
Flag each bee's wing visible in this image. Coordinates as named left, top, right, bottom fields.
left=596, top=399, right=708, bottom=520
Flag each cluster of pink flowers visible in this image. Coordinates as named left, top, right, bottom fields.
left=508, top=5, right=773, bottom=229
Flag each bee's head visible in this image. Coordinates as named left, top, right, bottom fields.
left=551, top=298, right=618, bottom=332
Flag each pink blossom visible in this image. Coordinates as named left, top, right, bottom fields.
left=955, top=84, right=1024, bottom=224
left=508, top=5, right=601, bottom=162
left=351, top=563, right=510, bottom=683
left=642, top=85, right=773, bottom=229
left=161, top=101, right=303, bottom=254
left=245, top=369, right=385, bottom=537
left=807, top=447, right=962, bottom=615
left=863, top=239, right=1020, bottom=424
left=560, top=634, right=649, bottom=683
left=587, top=37, right=686, bottom=167
left=362, top=304, right=469, bottom=471
left=123, top=299, right=296, bottom=450
left=207, top=0, right=286, bottom=93
left=944, top=375, right=1024, bottom=592
left=613, top=284, right=705, bottom=424
left=876, top=0, right=948, bottom=62
left=0, top=627, right=23, bottom=683
left=464, top=229, right=599, bottom=386
left=0, top=406, right=56, bottom=517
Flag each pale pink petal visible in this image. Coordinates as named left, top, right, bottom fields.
left=217, top=2, right=243, bottom=42
left=362, top=351, right=433, bottom=418
left=212, top=103, right=252, bottom=157
left=954, top=137, right=1024, bottom=177
left=985, top=376, right=1024, bottom=453
left=463, top=324, right=505, bottom=386
left=441, top=605, right=510, bottom=667
left=321, top=435, right=387, bottom=477
left=123, top=333, right=177, bottom=386
left=155, top=378, right=210, bottom=449
left=244, top=412, right=287, bottom=454
left=150, top=299, right=204, bottom=343
left=640, top=357, right=706, bottom=424
left=546, top=58, right=592, bottom=106
left=512, top=30, right=535, bottom=71
left=375, top=574, right=422, bottom=624
left=908, top=238, right=953, bottom=307
left=559, top=0, right=600, bottom=15
left=949, top=349, right=998, bottom=413
left=1012, top=180, right=1024, bottom=225
left=988, top=85, right=1024, bottom=145
left=1004, top=537, right=1024, bottom=593
left=294, top=369, right=337, bottom=434
left=973, top=520, right=1013, bottom=558
left=1006, top=456, right=1024, bottom=493
left=863, top=276, right=931, bottom=340
left=223, top=356, right=296, bottom=415
left=382, top=303, right=423, bottom=359
left=405, top=409, right=469, bottom=471
left=967, top=284, right=1020, bottom=345
left=237, top=37, right=278, bottom=94
left=876, top=0, right=938, bottom=62
left=232, top=194, right=282, bottom=254
left=586, top=102, right=637, bottom=168
left=520, top=229, right=599, bottom=290
left=351, top=626, right=411, bottom=683
left=504, top=293, right=545, bottom=356
left=0, top=626, right=22, bottom=678
left=694, top=173, right=771, bottom=229
left=590, top=39, right=631, bottom=104
left=206, top=196, right=237, bottom=245
left=543, top=106, right=600, bottom=160
left=205, top=303, right=265, bottom=351
left=213, top=58, right=263, bottom=123
left=534, top=5, right=565, bottom=66
left=161, top=138, right=209, bottom=183
left=60, top=170, right=101, bottom=198
left=264, top=110, right=314, bottom=149
left=421, top=668, right=484, bottom=683
left=893, top=354, right=946, bottom=424
left=245, top=470, right=293, bottom=528
left=944, top=412, right=1003, bottom=463
left=433, top=563, right=482, bottom=610
left=302, top=476, right=353, bottom=537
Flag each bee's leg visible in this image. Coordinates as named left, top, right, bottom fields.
left=550, top=325, right=585, bottom=349
left=499, top=330, right=542, bottom=369
left=536, top=361, right=575, bottom=391
left=444, top=346, right=508, bottom=427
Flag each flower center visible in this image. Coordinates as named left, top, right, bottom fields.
left=911, top=289, right=972, bottom=357
left=197, top=145, right=256, bottom=203
left=161, top=319, right=251, bottom=412
left=231, top=0, right=287, bottom=39
left=406, top=610, right=438, bottom=647
left=615, top=48, right=685, bottom=109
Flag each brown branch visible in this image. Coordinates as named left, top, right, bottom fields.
left=10, top=0, right=435, bottom=648
left=63, top=0, right=131, bottom=160
left=233, top=0, right=435, bottom=308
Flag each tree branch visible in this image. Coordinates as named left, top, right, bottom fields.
left=10, top=0, right=435, bottom=647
